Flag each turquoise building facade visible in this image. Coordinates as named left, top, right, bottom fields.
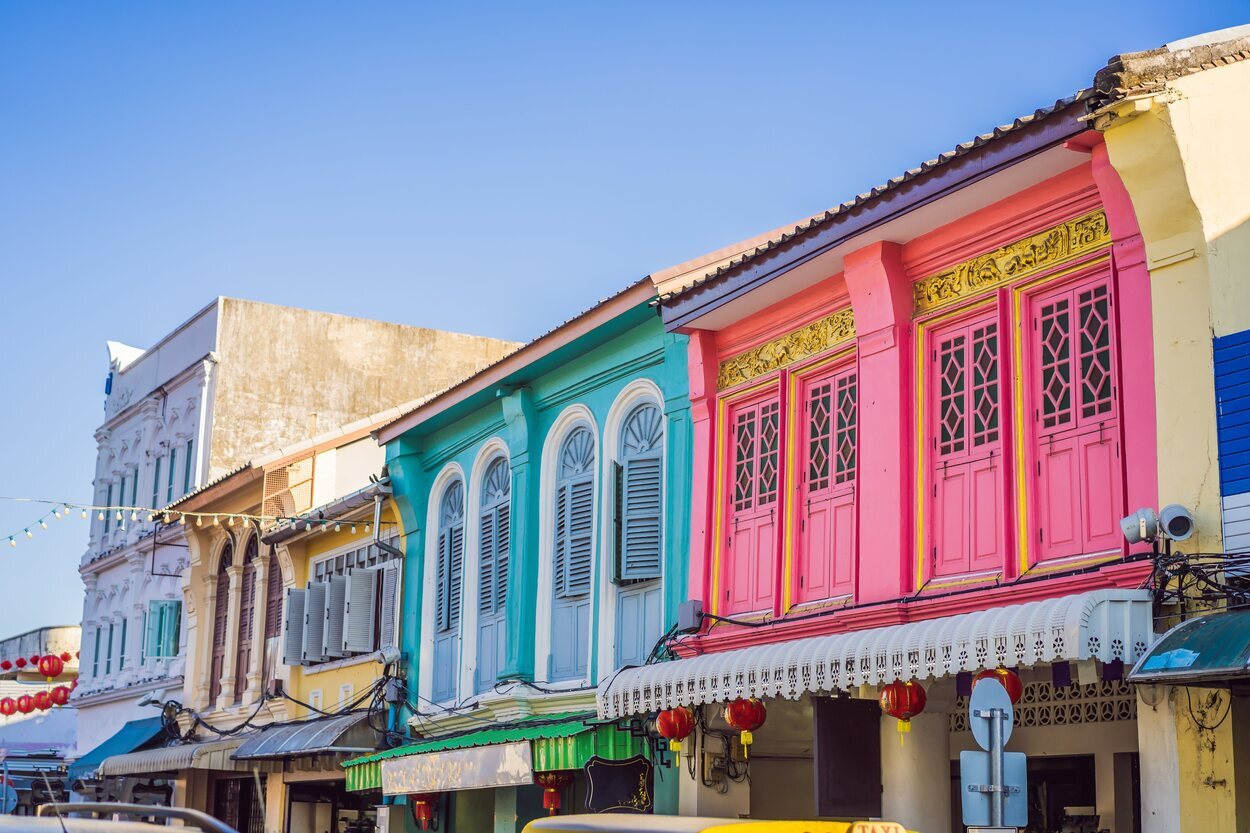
left=371, top=279, right=690, bottom=829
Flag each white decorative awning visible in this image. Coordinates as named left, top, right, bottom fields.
left=598, top=589, right=1154, bottom=719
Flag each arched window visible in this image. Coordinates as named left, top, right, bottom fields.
left=432, top=479, right=464, bottom=702
left=234, top=536, right=258, bottom=702
left=550, top=426, right=595, bottom=681
left=209, top=540, right=233, bottom=704
left=613, top=402, right=664, bottom=668
left=476, top=456, right=511, bottom=693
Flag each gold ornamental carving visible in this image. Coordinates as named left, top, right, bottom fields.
left=912, top=209, right=1111, bottom=314
left=716, top=308, right=855, bottom=390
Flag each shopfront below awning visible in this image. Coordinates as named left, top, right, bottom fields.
left=341, top=712, right=647, bottom=795
left=598, top=589, right=1156, bottom=719
left=1129, top=608, right=1250, bottom=690
left=97, top=736, right=281, bottom=777
left=68, top=717, right=166, bottom=782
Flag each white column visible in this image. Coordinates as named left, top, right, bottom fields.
left=218, top=564, right=243, bottom=708
left=881, top=710, right=951, bottom=833
left=1136, top=687, right=1182, bottom=833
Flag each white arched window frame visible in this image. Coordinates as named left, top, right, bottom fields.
left=599, top=381, right=666, bottom=673
left=428, top=472, right=465, bottom=705
left=534, top=406, right=599, bottom=685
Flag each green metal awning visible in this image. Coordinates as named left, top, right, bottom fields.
left=1129, top=609, right=1250, bottom=687
left=342, top=712, right=646, bottom=792
left=68, top=717, right=166, bottom=782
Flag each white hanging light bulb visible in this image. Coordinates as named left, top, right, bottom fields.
left=8, top=537, right=15, bottom=548
left=81, top=509, right=88, bottom=519
left=228, top=516, right=235, bottom=526
left=39, top=519, right=48, bottom=530
left=350, top=524, right=357, bottom=534
left=213, top=515, right=220, bottom=526
left=196, top=516, right=203, bottom=527
left=130, top=511, right=138, bottom=522
left=178, top=514, right=186, bottom=526
left=24, top=529, right=32, bottom=539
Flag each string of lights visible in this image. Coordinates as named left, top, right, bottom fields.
left=0, top=495, right=397, bottom=548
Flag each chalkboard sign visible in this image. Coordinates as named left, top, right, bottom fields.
left=583, top=755, right=653, bottom=814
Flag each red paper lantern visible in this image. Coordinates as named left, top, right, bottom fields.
left=879, top=680, right=927, bottom=736
left=14, top=658, right=26, bottom=669
left=655, top=706, right=696, bottom=753
left=0, top=661, right=11, bottom=671
left=70, top=678, right=78, bottom=691
left=50, top=686, right=70, bottom=707
left=33, top=691, right=51, bottom=711
left=60, top=652, right=71, bottom=662
left=75, top=651, right=80, bottom=659
left=407, top=793, right=440, bottom=831
left=0, top=699, right=14, bottom=717
left=723, top=697, right=767, bottom=759
left=974, top=667, right=1023, bottom=705
left=15, top=695, right=34, bottom=714
left=535, top=771, right=573, bottom=815
left=38, top=655, right=64, bottom=681
left=28, top=655, right=40, bottom=665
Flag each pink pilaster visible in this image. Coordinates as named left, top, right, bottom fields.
left=844, top=242, right=914, bottom=601
left=1090, top=141, right=1159, bottom=553
left=685, top=329, right=719, bottom=609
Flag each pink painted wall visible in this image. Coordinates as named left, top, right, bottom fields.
left=682, top=144, right=1158, bottom=649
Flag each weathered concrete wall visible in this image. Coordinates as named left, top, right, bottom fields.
left=209, top=298, right=518, bottom=477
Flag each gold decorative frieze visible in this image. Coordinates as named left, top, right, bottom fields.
left=716, top=308, right=855, bottom=390
left=912, top=209, right=1111, bottom=314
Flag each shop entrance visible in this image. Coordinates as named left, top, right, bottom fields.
left=287, top=779, right=378, bottom=833
left=212, top=775, right=266, bottom=833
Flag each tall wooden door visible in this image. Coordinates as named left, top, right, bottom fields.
left=795, top=366, right=857, bottom=604
left=723, top=392, right=781, bottom=615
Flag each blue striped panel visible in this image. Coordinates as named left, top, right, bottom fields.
left=1215, top=329, right=1250, bottom=495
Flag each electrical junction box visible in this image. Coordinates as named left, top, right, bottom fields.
left=677, top=599, right=704, bottom=633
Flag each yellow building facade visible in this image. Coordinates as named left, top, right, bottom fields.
left=1094, top=28, right=1250, bottom=833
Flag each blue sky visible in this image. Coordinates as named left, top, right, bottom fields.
left=0, top=2, right=1245, bottom=636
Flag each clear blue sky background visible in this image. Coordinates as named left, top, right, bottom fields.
left=0, top=2, right=1245, bottom=636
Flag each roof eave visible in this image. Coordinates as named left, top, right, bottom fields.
left=376, top=280, right=656, bottom=444
left=660, top=96, right=1090, bottom=331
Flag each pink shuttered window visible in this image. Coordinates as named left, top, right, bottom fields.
left=234, top=536, right=258, bottom=703
left=928, top=312, right=1005, bottom=579
left=1030, top=274, right=1123, bottom=563
left=723, top=393, right=780, bottom=614
left=795, top=366, right=857, bottom=603
left=209, top=541, right=233, bottom=705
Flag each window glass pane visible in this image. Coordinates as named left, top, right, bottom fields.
left=183, top=439, right=194, bottom=494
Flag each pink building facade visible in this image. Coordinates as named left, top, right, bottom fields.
left=601, top=103, right=1164, bottom=831
left=683, top=140, right=1156, bottom=647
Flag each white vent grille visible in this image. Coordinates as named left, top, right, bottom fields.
left=949, top=679, right=1137, bottom=731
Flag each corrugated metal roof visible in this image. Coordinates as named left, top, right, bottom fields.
left=233, top=712, right=375, bottom=760
left=658, top=92, right=1095, bottom=304
left=598, top=589, right=1154, bottom=720
left=343, top=712, right=596, bottom=767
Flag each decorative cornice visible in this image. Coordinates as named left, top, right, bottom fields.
left=716, top=308, right=855, bottom=390
left=912, top=209, right=1111, bottom=314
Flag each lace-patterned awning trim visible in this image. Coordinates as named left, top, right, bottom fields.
left=597, top=589, right=1153, bottom=720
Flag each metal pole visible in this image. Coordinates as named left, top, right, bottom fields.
left=989, top=709, right=1003, bottom=827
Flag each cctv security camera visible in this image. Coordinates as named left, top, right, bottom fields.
left=1160, top=504, right=1196, bottom=541
left=1120, top=507, right=1159, bottom=544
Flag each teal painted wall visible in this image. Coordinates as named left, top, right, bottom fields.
left=386, top=308, right=691, bottom=702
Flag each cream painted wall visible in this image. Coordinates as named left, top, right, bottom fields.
left=1101, top=57, right=1250, bottom=556
left=1100, top=53, right=1250, bottom=833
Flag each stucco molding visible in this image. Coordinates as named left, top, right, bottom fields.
left=715, top=308, right=855, bottom=390
left=912, top=209, right=1111, bottom=314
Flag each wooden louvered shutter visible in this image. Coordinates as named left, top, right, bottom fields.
left=342, top=569, right=377, bottom=654
left=496, top=502, right=510, bottom=607
left=265, top=550, right=283, bottom=639
left=281, top=587, right=306, bottom=666
left=322, top=575, right=349, bottom=658
left=448, top=524, right=464, bottom=629
left=479, top=511, right=496, bottom=615
left=553, top=483, right=569, bottom=597
left=378, top=561, right=401, bottom=651
left=209, top=544, right=232, bottom=703
left=565, top=479, right=594, bottom=596
left=234, top=538, right=258, bottom=702
left=301, top=582, right=327, bottom=664
left=435, top=530, right=450, bottom=632
left=619, top=455, right=662, bottom=581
